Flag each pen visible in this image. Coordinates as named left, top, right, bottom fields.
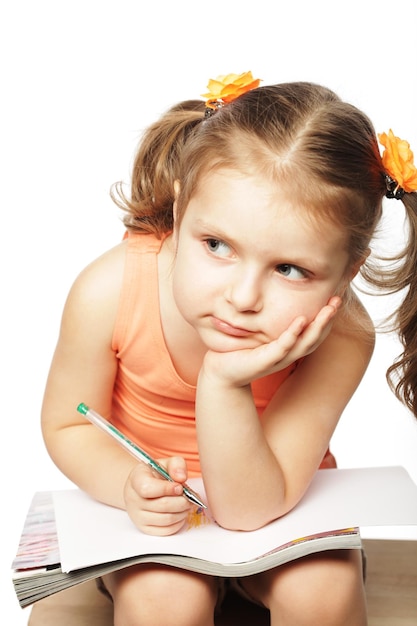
left=77, top=403, right=206, bottom=509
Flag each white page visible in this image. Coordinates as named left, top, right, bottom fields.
left=54, top=466, right=417, bottom=573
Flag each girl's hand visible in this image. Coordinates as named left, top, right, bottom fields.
left=202, top=296, right=341, bottom=387
left=124, top=456, right=192, bottom=535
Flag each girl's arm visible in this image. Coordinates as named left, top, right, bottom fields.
left=41, top=240, right=136, bottom=506
left=42, top=241, right=192, bottom=535
left=196, top=296, right=374, bottom=531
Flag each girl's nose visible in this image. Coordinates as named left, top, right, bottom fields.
left=226, top=268, right=263, bottom=312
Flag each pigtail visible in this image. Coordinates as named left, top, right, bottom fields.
left=111, top=100, right=205, bottom=237
left=386, top=193, right=417, bottom=417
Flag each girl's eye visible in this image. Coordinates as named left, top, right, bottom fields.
left=276, top=264, right=307, bottom=281
left=205, top=238, right=231, bottom=257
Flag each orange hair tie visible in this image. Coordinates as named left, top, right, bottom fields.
left=378, top=129, right=417, bottom=199
left=202, top=71, right=261, bottom=118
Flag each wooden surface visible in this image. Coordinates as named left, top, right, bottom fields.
left=28, top=539, right=417, bottom=625
left=363, top=539, right=417, bottom=626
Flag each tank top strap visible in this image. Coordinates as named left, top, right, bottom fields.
left=125, top=230, right=169, bottom=253
left=112, top=232, right=166, bottom=353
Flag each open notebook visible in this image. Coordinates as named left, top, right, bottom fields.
left=12, top=466, right=417, bottom=608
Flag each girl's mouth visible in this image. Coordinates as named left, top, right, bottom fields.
left=210, top=317, right=254, bottom=337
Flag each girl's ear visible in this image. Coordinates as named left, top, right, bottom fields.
left=337, top=248, right=370, bottom=298
left=173, top=180, right=180, bottom=225
left=172, top=180, right=181, bottom=247
left=349, top=248, right=370, bottom=281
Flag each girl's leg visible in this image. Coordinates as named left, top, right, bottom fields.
left=241, top=549, right=367, bottom=626
left=102, top=564, right=219, bottom=626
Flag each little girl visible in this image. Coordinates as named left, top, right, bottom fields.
left=41, top=73, right=417, bottom=625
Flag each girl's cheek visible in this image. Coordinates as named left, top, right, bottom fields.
left=268, top=299, right=323, bottom=334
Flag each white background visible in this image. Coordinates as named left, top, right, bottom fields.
left=2, top=1, right=417, bottom=623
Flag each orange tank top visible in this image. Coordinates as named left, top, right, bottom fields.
left=111, top=232, right=335, bottom=476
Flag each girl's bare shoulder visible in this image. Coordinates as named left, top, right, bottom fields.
left=64, top=240, right=128, bottom=325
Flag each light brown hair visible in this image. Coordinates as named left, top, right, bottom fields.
left=111, top=81, right=417, bottom=418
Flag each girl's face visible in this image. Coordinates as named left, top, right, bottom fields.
left=172, top=168, right=352, bottom=353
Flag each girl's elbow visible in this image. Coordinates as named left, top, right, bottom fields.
left=212, top=505, right=285, bottom=532
left=214, top=514, right=265, bottom=532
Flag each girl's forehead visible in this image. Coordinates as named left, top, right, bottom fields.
left=193, top=167, right=340, bottom=226
left=187, top=169, right=349, bottom=248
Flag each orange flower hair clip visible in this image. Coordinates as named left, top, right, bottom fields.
left=378, top=129, right=417, bottom=199
left=202, top=71, right=261, bottom=118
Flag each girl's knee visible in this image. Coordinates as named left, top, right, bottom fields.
left=103, top=564, right=218, bottom=626
left=243, top=549, right=367, bottom=625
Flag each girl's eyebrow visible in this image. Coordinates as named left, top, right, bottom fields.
left=194, top=219, right=234, bottom=243
left=195, top=219, right=225, bottom=234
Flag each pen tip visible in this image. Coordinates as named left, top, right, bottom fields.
left=77, top=403, right=88, bottom=415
